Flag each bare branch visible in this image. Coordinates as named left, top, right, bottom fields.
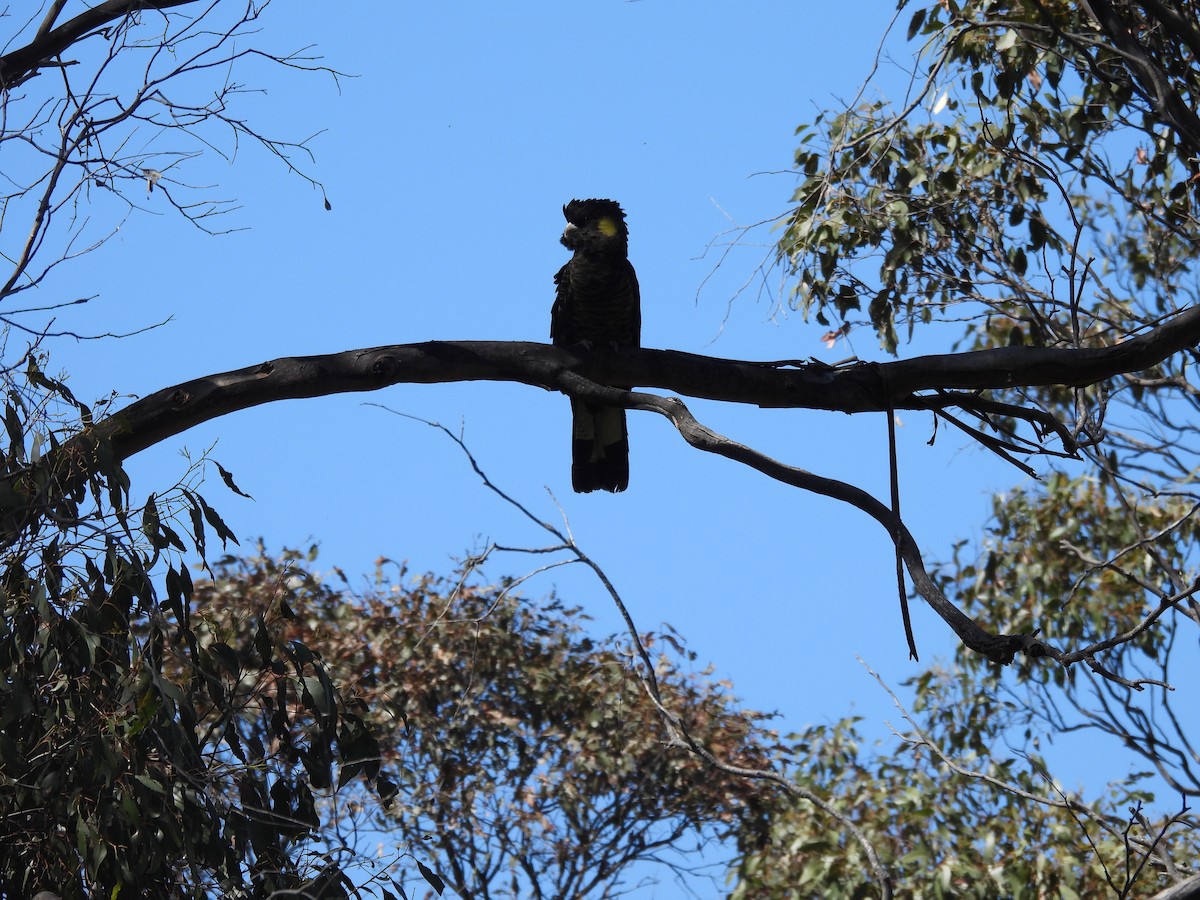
left=1150, top=871, right=1200, bottom=900
left=0, top=0, right=198, bottom=90
left=400, top=412, right=895, bottom=898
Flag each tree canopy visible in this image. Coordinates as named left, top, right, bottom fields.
left=1, top=1, right=1200, bottom=898
left=735, top=0, right=1200, bottom=894
left=192, top=548, right=774, bottom=898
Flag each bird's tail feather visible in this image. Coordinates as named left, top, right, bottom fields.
left=570, top=400, right=629, bottom=493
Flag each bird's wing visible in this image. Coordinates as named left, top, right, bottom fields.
left=551, top=259, right=573, bottom=345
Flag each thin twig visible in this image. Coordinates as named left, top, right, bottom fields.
left=374, top=405, right=897, bottom=899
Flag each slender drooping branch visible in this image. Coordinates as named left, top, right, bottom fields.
left=409, top=414, right=896, bottom=898
left=585, top=377, right=1046, bottom=667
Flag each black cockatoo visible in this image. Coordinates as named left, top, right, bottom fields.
left=551, top=199, right=641, bottom=493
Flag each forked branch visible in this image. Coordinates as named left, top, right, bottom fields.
left=5, top=303, right=1200, bottom=678
left=0, top=0, right=196, bottom=89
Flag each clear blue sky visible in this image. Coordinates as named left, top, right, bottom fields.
left=20, top=0, right=1145, bottom=887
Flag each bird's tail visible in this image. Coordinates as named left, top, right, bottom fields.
left=570, top=399, right=629, bottom=493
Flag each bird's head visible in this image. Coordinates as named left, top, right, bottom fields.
left=561, top=198, right=628, bottom=254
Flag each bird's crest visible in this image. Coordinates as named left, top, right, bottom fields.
left=563, top=198, right=627, bottom=232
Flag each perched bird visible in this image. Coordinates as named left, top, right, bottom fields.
left=551, top=199, right=641, bottom=493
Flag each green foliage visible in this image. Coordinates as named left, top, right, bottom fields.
left=0, top=7, right=372, bottom=890
left=7, top=2, right=1200, bottom=897
left=947, top=473, right=1200, bottom=678
left=780, top=0, right=1200, bottom=353
left=731, top=666, right=1195, bottom=898
left=0, top=358, right=386, bottom=897
left=728, top=385, right=1200, bottom=895
left=194, top=551, right=775, bottom=899
left=735, top=2, right=1200, bottom=893
left=934, top=473, right=1200, bottom=808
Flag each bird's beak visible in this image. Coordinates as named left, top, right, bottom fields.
left=562, top=222, right=579, bottom=239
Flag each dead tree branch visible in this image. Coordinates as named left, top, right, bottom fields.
left=0, top=0, right=198, bottom=89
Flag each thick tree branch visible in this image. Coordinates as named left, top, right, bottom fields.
left=7, top=301, right=1200, bottom=550
left=1079, top=0, right=1200, bottom=157
left=95, top=299, right=1200, bottom=451
left=35, top=1, right=71, bottom=42
left=0, top=0, right=198, bottom=89
left=1150, top=871, right=1200, bottom=900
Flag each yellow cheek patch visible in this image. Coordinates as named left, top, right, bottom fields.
left=597, top=217, right=618, bottom=237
